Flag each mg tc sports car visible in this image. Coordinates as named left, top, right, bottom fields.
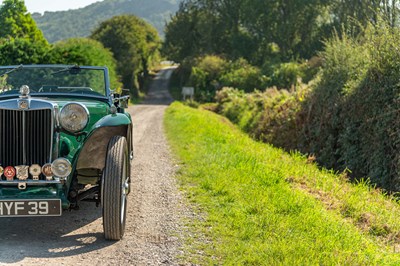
left=0, top=64, right=133, bottom=240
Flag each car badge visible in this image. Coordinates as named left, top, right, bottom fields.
left=29, top=164, right=41, bottom=180
left=0, top=166, right=3, bottom=180
left=18, top=100, right=29, bottom=110
left=16, top=165, right=29, bottom=180
left=42, top=163, right=53, bottom=181
left=4, top=166, right=15, bottom=181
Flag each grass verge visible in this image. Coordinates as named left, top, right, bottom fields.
left=164, top=102, right=400, bottom=265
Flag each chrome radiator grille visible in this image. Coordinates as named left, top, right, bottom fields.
left=0, top=109, right=53, bottom=167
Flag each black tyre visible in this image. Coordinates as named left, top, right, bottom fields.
left=102, top=136, right=129, bottom=240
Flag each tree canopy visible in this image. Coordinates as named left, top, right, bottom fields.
left=163, top=0, right=400, bottom=64
left=0, top=0, right=47, bottom=44
left=91, top=15, right=161, bottom=97
left=49, top=38, right=121, bottom=90
left=0, top=38, right=50, bottom=65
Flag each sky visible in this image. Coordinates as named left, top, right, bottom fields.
left=0, top=0, right=101, bottom=14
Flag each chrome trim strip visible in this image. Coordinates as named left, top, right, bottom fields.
left=0, top=180, right=61, bottom=185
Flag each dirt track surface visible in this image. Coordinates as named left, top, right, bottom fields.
left=0, top=67, right=186, bottom=265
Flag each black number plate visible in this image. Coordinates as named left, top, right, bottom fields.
left=0, top=199, right=61, bottom=217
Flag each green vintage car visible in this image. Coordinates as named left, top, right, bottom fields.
left=0, top=64, right=132, bottom=240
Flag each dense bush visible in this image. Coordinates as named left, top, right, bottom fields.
left=216, top=23, right=400, bottom=191
left=269, top=62, right=306, bottom=89
left=215, top=87, right=262, bottom=132
left=220, top=58, right=267, bottom=92
left=189, top=55, right=227, bottom=102
left=300, top=24, right=400, bottom=190
left=216, top=85, right=310, bottom=150
left=299, top=32, right=371, bottom=170
left=174, top=55, right=315, bottom=102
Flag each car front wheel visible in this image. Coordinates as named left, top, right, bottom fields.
left=102, top=135, right=129, bottom=240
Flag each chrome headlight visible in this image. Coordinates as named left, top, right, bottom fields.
left=59, top=103, right=89, bottom=133
left=51, top=158, right=72, bottom=178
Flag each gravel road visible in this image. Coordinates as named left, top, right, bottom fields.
left=0, top=67, right=187, bottom=265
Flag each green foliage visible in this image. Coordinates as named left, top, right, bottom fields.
left=215, top=87, right=262, bottom=132
left=215, top=23, right=400, bottom=191
left=31, top=0, right=179, bottom=43
left=336, top=24, right=400, bottom=189
left=177, top=55, right=272, bottom=101
left=216, top=86, right=309, bottom=150
left=162, top=4, right=203, bottom=63
left=176, top=54, right=313, bottom=102
left=164, top=0, right=399, bottom=70
left=0, top=0, right=47, bottom=44
left=0, top=0, right=50, bottom=65
left=298, top=31, right=371, bottom=170
left=0, top=38, right=51, bottom=65
left=164, top=0, right=332, bottom=63
left=163, top=0, right=249, bottom=63
left=269, top=62, right=306, bottom=89
left=188, top=55, right=226, bottom=101
left=0, top=1, right=125, bottom=94
left=91, top=15, right=161, bottom=98
left=220, top=59, right=267, bottom=92
left=165, top=102, right=400, bottom=264
left=49, top=38, right=121, bottom=90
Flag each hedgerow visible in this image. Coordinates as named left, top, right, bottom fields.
left=172, top=55, right=310, bottom=102
left=216, top=23, right=400, bottom=191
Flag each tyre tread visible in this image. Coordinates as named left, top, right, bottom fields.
left=103, top=135, right=127, bottom=240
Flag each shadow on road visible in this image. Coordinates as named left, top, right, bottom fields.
left=0, top=201, right=113, bottom=263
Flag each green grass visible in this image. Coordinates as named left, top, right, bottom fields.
left=164, top=102, right=400, bottom=265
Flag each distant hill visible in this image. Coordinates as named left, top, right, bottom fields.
left=31, top=0, right=180, bottom=43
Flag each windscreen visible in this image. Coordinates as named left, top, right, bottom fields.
left=0, top=66, right=107, bottom=97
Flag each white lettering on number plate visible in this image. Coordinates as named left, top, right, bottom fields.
left=0, top=200, right=61, bottom=216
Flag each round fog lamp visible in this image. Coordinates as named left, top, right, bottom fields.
left=51, top=158, right=72, bottom=178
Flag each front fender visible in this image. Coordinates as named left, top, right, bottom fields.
left=75, top=113, right=132, bottom=184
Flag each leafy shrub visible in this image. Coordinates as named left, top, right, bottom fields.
left=298, top=31, right=370, bottom=170
left=216, top=85, right=310, bottom=149
left=269, top=62, right=305, bottom=89
left=215, top=23, right=400, bottom=192
left=297, top=23, right=400, bottom=191
left=220, top=58, right=267, bottom=92
left=187, top=56, right=270, bottom=101
left=189, top=55, right=227, bottom=102
left=173, top=53, right=320, bottom=103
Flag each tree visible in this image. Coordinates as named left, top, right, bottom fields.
left=91, top=15, right=161, bottom=98
left=0, top=0, right=47, bottom=44
left=164, top=0, right=332, bottom=64
left=0, top=38, right=50, bottom=65
left=49, top=38, right=121, bottom=90
left=331, top=0, right=399, bottom=30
